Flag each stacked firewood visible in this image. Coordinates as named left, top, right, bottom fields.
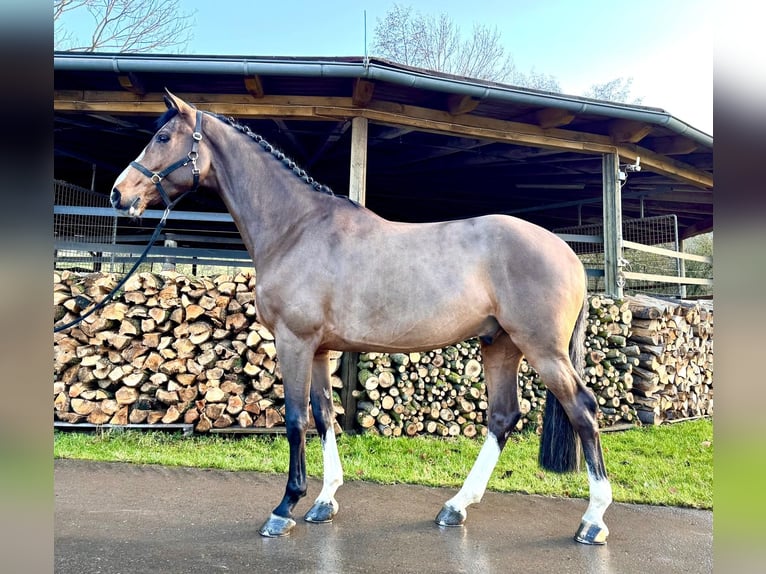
left=53, top=270, right=712, bottom=436
left=351, top=294, right=641, bottom=436
left=625, top=294, right=714, bottom=425
left=583, top=296, right=639, bottom=426
left=354, top=345, right=491, bottom=439
left=53, top=270, right=344, bottom=432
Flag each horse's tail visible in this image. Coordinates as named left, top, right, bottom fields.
left=538, top=280, right=588, bottom=473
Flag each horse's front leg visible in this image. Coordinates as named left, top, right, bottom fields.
left=436, top=333, right=522, bottom=526
left=258, top=334, right=315, bottom=538
left=304, top=350, right=344, bottom=524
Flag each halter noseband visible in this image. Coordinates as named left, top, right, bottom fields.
left=129, top=109, right=204, bottom=215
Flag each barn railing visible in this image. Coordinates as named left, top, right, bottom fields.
left=556, top=215, right=712, bottom=298
left=55, top=181, right=712, bottom=297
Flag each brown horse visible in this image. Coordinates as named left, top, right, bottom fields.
left=111, top=92, right=612, bottom=544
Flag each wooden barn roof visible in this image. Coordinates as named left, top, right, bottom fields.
left=54, top=53, right=712, bottom=239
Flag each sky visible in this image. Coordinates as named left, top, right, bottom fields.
left=57, top=0, right=714, bottom=134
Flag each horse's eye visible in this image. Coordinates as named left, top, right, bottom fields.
left=156, top=133, right=170, bottom=143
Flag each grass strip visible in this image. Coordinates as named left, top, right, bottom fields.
left=54, top=418, right=712, bottom=508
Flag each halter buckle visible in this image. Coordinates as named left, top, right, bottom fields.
left=192, top=132, right=202, bottom=141
left=150, top=173, right=162, bottom=184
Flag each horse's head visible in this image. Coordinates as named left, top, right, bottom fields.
left=111, top=91, right=212, bottom=217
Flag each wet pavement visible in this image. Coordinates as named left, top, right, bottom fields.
left=54, top=459, right=712, bottom=573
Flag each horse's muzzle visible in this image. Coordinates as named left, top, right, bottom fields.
left=110, top=188, right=141, bottom=216
left=110, top=188, right=122, bottom=210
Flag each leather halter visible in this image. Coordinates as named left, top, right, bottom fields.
left=129, top=109, right=204, bottom=212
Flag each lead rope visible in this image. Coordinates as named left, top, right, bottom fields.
left=54, top=111, right=203, bottom=333
left=54, top=207, right=173, bottom=333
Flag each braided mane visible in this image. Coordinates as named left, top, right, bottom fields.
left=211, top=113, right=336, bottom=197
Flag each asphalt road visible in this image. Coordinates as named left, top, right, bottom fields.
left=55, top=459, right=712, bottom=573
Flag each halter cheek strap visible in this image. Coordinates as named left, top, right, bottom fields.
left=130, top=110, right=204, bottom=211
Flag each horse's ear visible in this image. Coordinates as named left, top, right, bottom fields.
left=163, top=89, right=196, bottom=118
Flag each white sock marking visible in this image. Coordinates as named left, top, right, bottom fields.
left=315, top=427, right=343, bottom=508
left=582, top=468, right=612, bottom=529
left=445, top=433, right=501, bottom=513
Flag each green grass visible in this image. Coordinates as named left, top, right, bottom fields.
left=54, top=418, right=713, bottom=509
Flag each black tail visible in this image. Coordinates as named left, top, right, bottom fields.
left=538, top=284, right=588, bottom=473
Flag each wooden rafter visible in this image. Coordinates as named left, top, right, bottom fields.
left=446, top=94, right=480, bottom=115
left=53, top=89, right=713, bottom=190
left=272, top=119, right=307, bottom=159
left=117, top=73, right=146, bottom=96
left=352, top=79, right=375, bottom=107
left=608, top=119, right=653, bottom=144
left=244, top=76, right=265, bottom=99
left=373, top=126, right=414, bottom=141
left=680, top=217, right=714, bottom=238
left=306, top=120, right=351, bottom=168
left=535, top=107, right=575, bottom=129
left=649, top=136, right=699, bottom=155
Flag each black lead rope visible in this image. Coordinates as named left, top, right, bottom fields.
left=54, top=207, right=172, bottom=333
left=54, top=111, right=204, bottom=334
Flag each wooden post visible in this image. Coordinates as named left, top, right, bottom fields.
left=339, top=116, right=369, bottom=431
left=162, top=235, right=177, bottom=272
left=349, top=116, right=368, bottom=205
left=602, top=152, right=624, bottom=298
left=678, top=233, right=687, bottom=299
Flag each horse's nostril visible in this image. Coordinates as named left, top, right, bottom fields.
left=110, top=188, right=121, bottom=207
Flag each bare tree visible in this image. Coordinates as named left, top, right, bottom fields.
left=54, top=0, right=195, bottom=53
left=373, top=4, right=524, bottom=84
left=514, top=68, right=562, bottom=93
left=373, top=4, right=650, bottom=101
left=584, top=77, right=644, bottom=104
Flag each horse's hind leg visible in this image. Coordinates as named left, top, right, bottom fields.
left=304, top=350, right=344, bottom=524
left=532, top=352, right=613, bottom=545
left=436, top=332, right=522, bottom=526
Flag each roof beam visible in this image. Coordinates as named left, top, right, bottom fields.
left=272, top=119, right=308, bottom=159
left=608, top=119, right=653, bottom=143
left=446, top=94, right=480, bottom=115
left=535, top=107, right=576, bottom=129
left=680, top=217, right=714, bottom=238
left=373, top=126, right=414, bottom=140
left=117, top=73, right=146, bottom=96
left=641, top=190, right=713, bottom=204
left=305, top=120, right=351, bottom=168
left=53, top=90, right=713, bottom=189
left=352, top=79, right=375, bottom=107
left=649, top=136, right=699, bottom=155
left=392, top=138, right=495, bottom=168
left=244, top=76, right=265, bottom=99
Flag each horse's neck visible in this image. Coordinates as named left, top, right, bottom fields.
left=211, top=141, right=320, bottom=268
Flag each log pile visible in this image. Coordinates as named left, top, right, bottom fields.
left=53, top=271, right=712, bottom=437
left=53, top=270, right=344, bottom=433
left=351, top=295, right=642, bottom=436
left=625, top=294, right=714, bottom=425
left=583, top=296, right=639, bottom=427
left=354, top=345, right=491, bottom=439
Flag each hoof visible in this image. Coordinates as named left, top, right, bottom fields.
left=435, top=505, right=466, bottom=527
left=304, top=501, right=337, bottom=523
left=574, top=520, right=609, bottom=545
left=259, top=513, right=296, bottom=537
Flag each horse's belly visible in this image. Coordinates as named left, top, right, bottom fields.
left=326, top=296, right=498, bottom=353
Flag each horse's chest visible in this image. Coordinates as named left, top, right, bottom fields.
left=254, top=280, right=325, bottom=334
